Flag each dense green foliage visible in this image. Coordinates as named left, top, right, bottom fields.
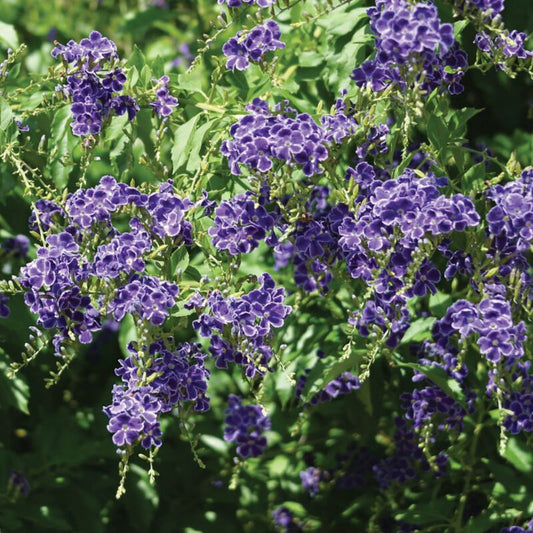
left=0, top=0, right=532, bottom=532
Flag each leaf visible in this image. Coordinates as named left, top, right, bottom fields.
left=105, top=113, right=129, bottom=143
left=49, top=105, right=75, bottom=188
left=301, top=348, right=365, bottom=402
left=170, top=246, right=189, bottom=276
left=140, top=64, right=153, bottom=88
left=0, top=22, right=19, bottom=49
left=171, top=115, right=201, bottom=171
left=200, top=435, right=229, bottom=455
left=394, top=358, right=466, bottom=408
left=429, top=291, right=453, bottom=318
left=298, top=51, right=324, bottom=68
left=503, top=438, right=533, bottom=474
left=127, top=45, right=146, bottom=72
left=453, top=20, right=470, bottom=40
left=395, top=498, right=455, bottom=525
left=0, top=352, right=29, bottom=414
left=317, top=6, right=367, bottom=36
left=450, top=107, right=482, bottom=139
left=0, top=96, right=13, bottom=131
left=427, top=114, right=449, bottom=151
left=462, top=161, right=486, bottom=195
left=400, top=317, right=436, bottom=345
left=118, top=314, right=137, bottom=358
left=186, top=119, right=217, bottom=172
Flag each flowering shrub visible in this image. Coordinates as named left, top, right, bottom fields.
left=0, top=0, right=532, bottom=531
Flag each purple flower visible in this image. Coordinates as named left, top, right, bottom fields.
left=300, top=467, right=322, bottom=497
left=0, top=293, right=10, bottom=318
left=224, top=394, right=270, bottom=458
left=218, top=0, right=275, bottom=7
left=208, top=193, right=276, bottom=255
left=223, top=20, right=285, bottom=71
left=52, top=32, right=138, bottom=137
left=352, top=0, right=467, bottom=95
left=221, top=98, right=356, bottom=176
left=150, top=75, right=179, bottom=117
left=7, top=470, right=30, bottom=497
left=109, top=275, right=179, bottom=325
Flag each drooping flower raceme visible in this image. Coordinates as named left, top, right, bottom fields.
left=224, top=394, right=271, bottom=458
left=351, top=0, right=468, bottom=94
left=223, top=20, right=285, bottom=71
left=150, top=75, right=178, bottom=117
left=209, top=192, right=277, bottom=255
left=104, top=342, right=210, bottom=452
left=221, top=98, right=357, bottom=176
left=218, top=0, right=275, bottom=7
left=19, top=176, right=193, bottom=354
left=52, top=31, right=139, bottom=136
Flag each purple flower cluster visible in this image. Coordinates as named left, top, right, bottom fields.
left=2, top=234, right=30, bottom=258
left=501, top=520, right=533, bottom=533
left=454, top=0, right=504, bottom=17
left=218, top=0, right=275, bottom=7
left=0, top=293, right=9, bottom=318
left=29, top=199, right=64, bottom=233
left=300, top=466, right=325, bottom=497
left=486, top=169, right=533, bottom=254
left=52, top=31, right=138, bottom=136
left=150, top=75, right=178, bottom=118
left=339, top=169, right=479, bottom=346
left=373, top=417, right=448, bottom=489
left=272, top=507, right=302, bottom=533
left=223, top=20, right=284, bottom=71
left=109, top=276, right=179, bottom=326
left=401, top=385, right=471, bottom=432
left=352, top=0, right=468, bottom=94
left=7, top=470, right=30, bottom=497
left=274, top=187, right=346, bottom=293
left=221, top=98, right=357, bottom=176
left=193, top=273, right=291, bottom=377
left=475, top=30, right=533, bottom=64
left=19, top=176, right=194, bottom=354
left=432, top=289, right=533, bottom=436
left=223, top=394, right=270, bottom=458
left=434, top=296, right=526, bottom=365
left=104, top=342, right=210, bottom=451
left=295, top=369, right=360, bottom=406
left=209, top=192, right=276, bottom=255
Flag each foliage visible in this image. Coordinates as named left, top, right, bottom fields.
left=0, top=0, right=532, bottom=532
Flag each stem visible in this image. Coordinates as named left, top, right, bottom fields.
left=453, top=402, right=485, bottom=532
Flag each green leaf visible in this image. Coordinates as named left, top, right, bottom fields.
left=0, top=96, right=13, bottom=131
left=0, top=22, right=19, bottom=49
left=118, top=314, right=137, bottom=358
left=200, top=435, right=229, bottom=455
left=140, top=64, right=152, bottom=88
left=0, top=349, right=29, bottom=414
left=317, top=6, right=367, bottom=36
left=186, top=119, right=217, bottom=172
left=127, top=46, right=146, bottom=72
left=503, top=437, right=533, bottom=473
left=400, top=317, right=436, bottom=345
left=462, top=161, right=486, bottom=195
left=427, top=114, right=449, bottom=151
left=453, top=19, right=470, bottom=40
left=394, top=357, right=466, bottom=408
left=450, top=107, right=482, bottom=139
left=171, top=115, right=201, bottom=171
left=105, top=113, right=130, bottom=143
left=301, top=348, right=365, bottom=402
left=170, top=246, right=189, bottom=276
left=429, top=291, right=453, bottom=318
